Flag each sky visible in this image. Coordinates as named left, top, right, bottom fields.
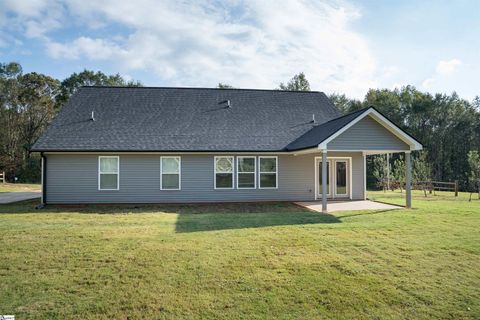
left=0, top=0, right=479, bottom=100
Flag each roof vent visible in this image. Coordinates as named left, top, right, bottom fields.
left=220, top=100, right=231, bottom=108
left=311, top=114, right=316, bottom=124
left=90, top=111, right=95, bottom=121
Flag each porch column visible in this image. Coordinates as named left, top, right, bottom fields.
left=405, top=151, right=412, bottom=208
left=40, top=155, right=44, bottom=204
left=322, top=150, right=328, bottom=213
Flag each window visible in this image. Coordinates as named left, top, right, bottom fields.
left=237, top=156, right=256, bottom=189
left=259, top=156, right=277, bottom=189
left=161, top=157, right=181, bottom=190
left=214, top=156, right=234, bottom=189
left=98, top=156, right=119, bottom=190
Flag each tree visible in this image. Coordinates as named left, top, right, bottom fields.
left=56, top=70, right=142, bottom=108
left=0, top=66, right=60, bottom=182
left=327, top=93, right=362, bottom=114
left=413, top=150, right=433, bottom=196
left=467, top=150, right=480, bottom=201
left=371, top=155, right=388, bottom=191
left=278, top=72, right=310, bottom=91
left=217, top=83, right=234, bottom=89
left=392, top=156, right=406, bottom=192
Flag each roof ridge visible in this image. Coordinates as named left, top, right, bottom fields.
left=80, top=86, right=324, bottom=94
left=318, top=106, right=371, bottom=125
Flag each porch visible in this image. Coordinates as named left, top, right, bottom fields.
left=289, top=107, right=423, bottom=213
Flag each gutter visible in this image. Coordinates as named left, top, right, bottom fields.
left=37, top=152, right=47, bottom=208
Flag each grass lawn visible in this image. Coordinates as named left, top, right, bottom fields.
left=0, top=191, right=479, bottom=319
left=0, top=183, right=41, bottom=193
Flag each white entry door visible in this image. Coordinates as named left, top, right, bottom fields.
left=317, top=158, right=350, bottom=199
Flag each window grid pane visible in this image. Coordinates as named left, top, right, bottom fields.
left=100, top=173, right=118, bottom=190
left=260, top=158, right=276, bottom=173
left=238, top=173, right=255, bottom=188
left=238, top=157, right=255, bottom=173
left=216, top=173, right=233, bottom=188
left=100, top=157, right=118, bottom=173
left=162, top=173, right=180, bottom=189
left=260, top=173, right=276, bottom=188
left=161, top=157, right=179, bottom=174
left=216, top=157, right=233, bottom=173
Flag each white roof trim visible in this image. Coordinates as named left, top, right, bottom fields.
left=318, top=108, right=423, bottom=151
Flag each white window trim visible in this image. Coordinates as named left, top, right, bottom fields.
left=214, top=156, right=234, bottom=189
left=259, top=156, right=278, bottom=189
left=98, top=156, right=119, bottom=191
left=236, top=156, right=256, bottom=189
left=160, top=156, right=181, bottom=190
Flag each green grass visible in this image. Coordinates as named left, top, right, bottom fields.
left=0, top=192, right=479, bottom=319
left=0, top=183, right=41, bottom=193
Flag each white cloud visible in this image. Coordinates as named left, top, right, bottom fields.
left=421, top=78, right=435, bottom=88
left=422, top=58, right=463, bottom=90
left=47, top=37, right=127, bottom=60
left=3, top=0, right=378, bottom=98
left=0, top=0, right=64, bottom=40
left=436, top=59, right=462, bottom=75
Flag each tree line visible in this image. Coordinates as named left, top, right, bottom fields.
left=1, top=64, right=479, bottom=194
left=0, top=62, right=141, bottom=182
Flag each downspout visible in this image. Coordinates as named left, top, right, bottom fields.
left=37, top=152, right=47, bottom=209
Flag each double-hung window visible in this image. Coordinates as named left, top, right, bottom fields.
left=259, top=156, right=278, bottom=189
left=99, top=156, right=119, bottom=190
left=237, top=156, right=256, bottom=189
left=214, top=156, right=234, bottom=189
left=161, top=156, right=181, bottom=190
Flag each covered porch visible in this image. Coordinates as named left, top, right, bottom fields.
left=318, top=149, right=413, bottom=213
left=289, top=107, right=423, bottom=213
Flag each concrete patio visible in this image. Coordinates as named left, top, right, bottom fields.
left=295, top=200, right=402, bottom=213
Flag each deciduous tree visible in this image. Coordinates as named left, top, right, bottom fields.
left=278, top=72, right=310, bottom=91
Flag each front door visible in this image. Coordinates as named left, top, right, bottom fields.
left=317, top=158, right=350, bottom=199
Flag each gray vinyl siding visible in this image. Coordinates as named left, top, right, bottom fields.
left=45, top=152, right=365, bottom=204
left=327, top=115, right=410, bottom=151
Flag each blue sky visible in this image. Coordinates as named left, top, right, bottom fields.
left=1, top=0, right=478, bottom=99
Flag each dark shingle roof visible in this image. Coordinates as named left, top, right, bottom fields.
left=31, top=87, right=343, bottom=152
left=285, top=107, right=370, bottom=151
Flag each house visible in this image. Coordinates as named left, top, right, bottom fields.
left=31, top=87, right=422, bottom=211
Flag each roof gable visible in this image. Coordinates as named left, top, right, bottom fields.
left=286, top=107, right=422, bottom=152
left=327, top=115, right=410, bottom=150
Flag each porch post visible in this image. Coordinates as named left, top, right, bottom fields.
left=322, top=150, right=328, bottom=213
left=363, top=152, right=367, bottom=200
left=405, top=151, right=412, bottom=208
left=40, top=155, right=44, bottom=204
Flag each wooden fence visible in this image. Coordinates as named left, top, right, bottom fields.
left=379, top=179, right=459, bottom=197
left=416, top=180, right=459, bottom=197
left=0, top=171, right=5, bottom=184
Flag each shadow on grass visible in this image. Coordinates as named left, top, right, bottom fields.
left=174, top=210, right=340, bottom=233
left=0, top=200, right=341, bottom=232
left=335, top=209, right=400, bottom=219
